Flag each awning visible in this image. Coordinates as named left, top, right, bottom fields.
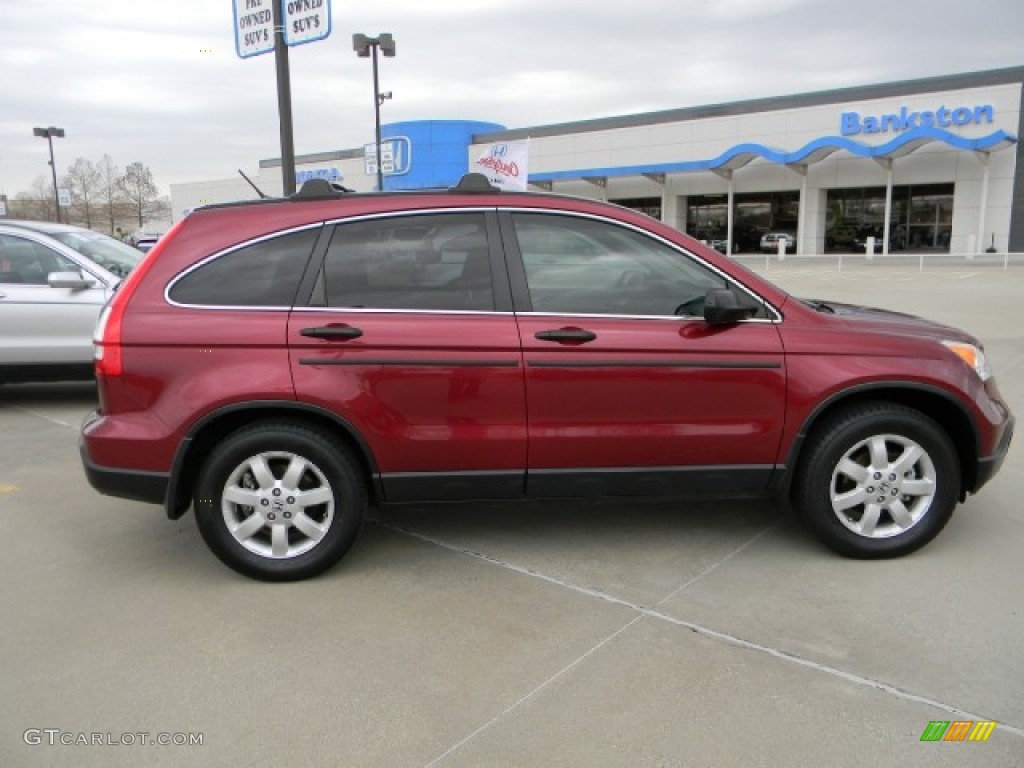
left=528, top=127, right=1018, bottom=184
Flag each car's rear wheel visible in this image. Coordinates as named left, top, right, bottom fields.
left=795, top=403, right=960, bottom=558
left=194, top=421, right=365, bottom=581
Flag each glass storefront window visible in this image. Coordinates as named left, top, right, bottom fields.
left=686, top=192, right=799, bottom=253
left=685, top=195, right=728, bottom=242
left=610, top=197, right=662, bottom=220
left=825, top=184, right=953, bottom=253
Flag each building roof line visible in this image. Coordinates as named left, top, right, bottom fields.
left=478, top=65, right=1024, bottom=143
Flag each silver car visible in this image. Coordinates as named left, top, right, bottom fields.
left=0, top=220, right=143, bottom=383
left=759, top=231, right=796, bottom=254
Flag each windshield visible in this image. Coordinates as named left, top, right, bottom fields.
left=49, top=230, right=143, bottom=278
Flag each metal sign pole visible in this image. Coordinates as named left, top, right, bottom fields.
left=46, top=133, right=61, bottom=223
left=372, top=44, right=384, bottom=192
left=272, top=0, right=296, bottom=195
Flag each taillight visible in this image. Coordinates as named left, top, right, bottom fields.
left=93, top=304, right=118, bottom=375
left=93, top=219, right=185, bottom=377
left=93, top=300, right=127, bottom=376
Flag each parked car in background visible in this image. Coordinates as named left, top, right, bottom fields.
left=80, top=175, right=1013, bottom=580
left=135, top=236, right=160, bottom=253
left=759, top=232, right=796, bottom=253
left=0, top=220, right=143, bottom=383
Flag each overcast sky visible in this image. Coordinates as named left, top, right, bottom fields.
left=2, top=0, right=1022, bottom=199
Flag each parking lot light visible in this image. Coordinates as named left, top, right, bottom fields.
left=352, top=34, right=395, bottom=192
left=33, top=126, right=65, bottom=223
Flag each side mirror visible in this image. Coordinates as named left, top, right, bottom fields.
left=704, top=288, right=757, bottom=325
left=48, top=271, right=97, bottom=291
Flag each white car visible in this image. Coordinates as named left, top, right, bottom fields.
left=759, top=232, right=796, bottom=253
left=0, top=220, right=143, bottom=383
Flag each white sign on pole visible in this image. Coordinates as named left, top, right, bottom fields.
left=0, top=199, right=7, bottom=217
left=233, top=0, right=275, bottom=59
left=379, top=143, right=395, bottom=174
left=283, top=0, right=331, bottom=47
left=474, top=140, right=530, bottom=191
left=362, top=143, right=394, bottom=175
left=363, top=138, right=412, bottom=177
left=58, top=188, right=72, bottom=207
left=363, top=143, right=379, bottom=176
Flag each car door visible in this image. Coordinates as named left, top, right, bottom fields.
left=0, top=232, right=111, bottom=365
left=288, top=209, right=528, bottom=502
left=499, top=210, right=787, bottom=498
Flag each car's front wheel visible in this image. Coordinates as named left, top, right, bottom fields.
left=194, top=421, right=365, bottom=580
left=795, top=403, right=960, bottom=558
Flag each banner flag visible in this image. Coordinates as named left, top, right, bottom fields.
left=474, top=140, right=530, bottom=191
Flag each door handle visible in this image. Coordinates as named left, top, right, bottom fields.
left=300, top=325, right=364, bottom=340
left=535, top=328, right=596, bottom=343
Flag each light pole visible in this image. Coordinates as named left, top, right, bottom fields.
left=352, top=33, right=395, bottom=192
left=33, top=126, right=65, bottom=223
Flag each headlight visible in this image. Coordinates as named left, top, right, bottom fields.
left=942, top=341, right=992, bottom=381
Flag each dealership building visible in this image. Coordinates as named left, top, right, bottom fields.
left=171, top=65, right=1023, bottom=255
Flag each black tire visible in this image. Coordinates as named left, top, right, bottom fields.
left=194, top=421, right=365, bottom=581
left=794, top=403, right=960, bottom=558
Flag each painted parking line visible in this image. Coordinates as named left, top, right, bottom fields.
left=0, top=404, right=75, bottom=429
left=386, top=520, right=1024, bottom=768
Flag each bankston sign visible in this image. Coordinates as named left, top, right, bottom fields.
left=840, top=104, right=995, bottom=136
left=232, top=0, right=331, bottom=59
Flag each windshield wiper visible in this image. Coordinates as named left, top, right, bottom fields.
left=802, top=299, right=836, bottom=314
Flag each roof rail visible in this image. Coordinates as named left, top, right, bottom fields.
left=449, top=173, right=500, bottom=194
left=291, top=178, right=352, bottom=200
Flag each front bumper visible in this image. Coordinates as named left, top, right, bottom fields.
left=972, top=415, right=1014, bottom=494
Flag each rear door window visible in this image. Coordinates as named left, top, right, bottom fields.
left=318, top=213, right=495, bottom=311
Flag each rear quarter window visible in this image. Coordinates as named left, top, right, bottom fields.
left=169, top=228, right=319, bottom=307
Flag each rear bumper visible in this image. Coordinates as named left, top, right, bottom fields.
left=80, top=440, right=168, bottom=505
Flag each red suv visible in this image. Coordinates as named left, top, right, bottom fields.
left=80, top=175, right=1013, bottom=580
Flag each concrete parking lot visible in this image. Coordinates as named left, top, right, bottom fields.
left=2, top=262, right=1023, bottom=767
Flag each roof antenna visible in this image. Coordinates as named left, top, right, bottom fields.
left=238, top=169, right=268, bottom=199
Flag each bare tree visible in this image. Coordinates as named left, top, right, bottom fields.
left=8, top=156, right=164, bottom=234
left=119, top=161, right=161, bottom=229
left=13, top=175, right=57, bottom=221
left=148, top=195, right=172, bottom=223
left=62, top=157, right=102, bottom=228
left=98, top=154, right=123, bottom=235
